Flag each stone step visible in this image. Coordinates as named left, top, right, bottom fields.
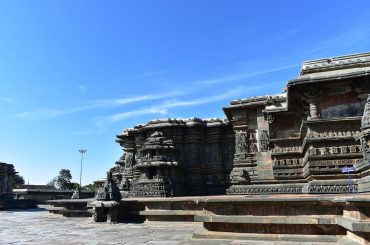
left=140, top=209, right=203, bottom=216
left=193, top=230, right=342, bottom=243
left=194, top=214, right=337, bottom=225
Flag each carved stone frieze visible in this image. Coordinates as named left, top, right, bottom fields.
left=227, top=185, right=303, bottom=195
left=307, top=184, right=357, bottom=194
left=272, top=146, right=302, bottom=154
left=307, top=145, right=361, bottom=156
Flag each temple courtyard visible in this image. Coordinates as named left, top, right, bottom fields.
left=0, top=206, right=272, bottom=245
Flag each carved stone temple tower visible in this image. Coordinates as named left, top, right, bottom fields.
left=114, top=118, right=234, bottom=197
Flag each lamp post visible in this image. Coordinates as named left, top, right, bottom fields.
left=78, top=149, right=87, bottom=190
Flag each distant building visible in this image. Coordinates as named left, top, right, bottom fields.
left=13, top=185, right=95, bottom=204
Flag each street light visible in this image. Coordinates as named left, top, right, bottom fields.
left=78, top=149, right=87, bottom=190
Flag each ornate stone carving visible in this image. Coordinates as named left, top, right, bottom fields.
left=308, top=184, right=357, bottom=194
left=125, top=152, right=134, bottom=169
left=235, top=131, right=249, bottom=155
left=259, top=130, right=269, bottom=152
left=96, top=172, right=122, bottom=202
left=264, top=113, right=275, bottom=124
left=361, top=95, right=370, bottom=130
left=361, top=138, right=370, bottom=161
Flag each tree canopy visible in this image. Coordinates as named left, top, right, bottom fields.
left=48, top=169, right=79, bottom=190
left=12, top=173, right=25, bottom=187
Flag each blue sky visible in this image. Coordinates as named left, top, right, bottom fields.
left=1, top=1, right=370, bottom=185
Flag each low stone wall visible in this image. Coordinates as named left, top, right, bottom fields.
left=14, top=189, right=95, bottom=204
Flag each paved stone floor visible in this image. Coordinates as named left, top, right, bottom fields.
left=0, top=207, right=259, bottom=245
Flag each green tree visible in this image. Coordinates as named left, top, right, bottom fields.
left=55, top=169, right=73, bottom=190
left=68, top=182, right=80, bottom=190
left=83, top=183, right=96, bottom=191
left=12, top=173, right=25, bottom=187
left=47, top=177, right=57, bottom=188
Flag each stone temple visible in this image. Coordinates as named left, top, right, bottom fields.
left=112, top=52, right=370, bottom=197
left=48, top=52, right=370, bottom=244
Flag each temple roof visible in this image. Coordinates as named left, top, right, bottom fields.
left=117, top=117, right=229, bottom=138
left=300, top=52, right=370, bottom=75
left=288, top=52, right=370, bottom=86
left=223, top=94, right=287, bottom=119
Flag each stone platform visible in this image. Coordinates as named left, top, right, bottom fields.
left=47, top=199, right=95, bottom=217
left=117, top=194, right=370, bottom=244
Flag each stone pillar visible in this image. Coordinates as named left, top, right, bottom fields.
left=256, top=109, right=274, bottom=180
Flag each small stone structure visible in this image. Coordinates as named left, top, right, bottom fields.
left=111, top=52, right=370, bottom=197
left=0, top=163, right=37, bottom=209
left=0, top=162, right=16, bottom=209
left=91, top=172, right=122, bottom=223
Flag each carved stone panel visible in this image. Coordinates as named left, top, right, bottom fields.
left=259, top=130, right=269, bottom=152
left=235, top=131, right=249, bottom=156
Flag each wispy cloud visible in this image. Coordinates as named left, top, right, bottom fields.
left=95, top=107, right=168, bottom=127
left=15, top=107, right=88, bottom=120
left=15, top=60, right=288, bottom=125
left=91, top=90, right=185, bottom=108
left=95, top=82, right=282, bottom=128
left=15, top=91, right=183, bottom=120
left=199, top=65, right=297, bottom=84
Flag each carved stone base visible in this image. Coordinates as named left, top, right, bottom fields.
left=227, top=184, right=304, bottom=195
left=303, top=179, right=358, bottom=194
